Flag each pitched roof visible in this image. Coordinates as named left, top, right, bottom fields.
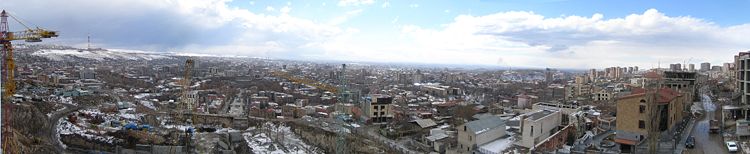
left=644, top=71, right=662, bottom=79
left=618, top=87, right=681, bottom=103
left=465, top=116, right=505, bottom=135
left=415, top=119, right=437, bottom=128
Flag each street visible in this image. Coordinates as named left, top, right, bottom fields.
left=47, top=103, right=83, bottom=153
left=686, top=93, right=727, bottom=154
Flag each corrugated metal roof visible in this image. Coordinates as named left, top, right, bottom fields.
left=466, top=116, right=505, bottom=135
left=415, top=119, right=437, bottom=128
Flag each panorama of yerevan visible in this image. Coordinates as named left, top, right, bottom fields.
left=0, top=0, right=749, bottom=154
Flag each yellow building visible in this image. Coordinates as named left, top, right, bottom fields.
left=614, top=87, right=685, bottom=152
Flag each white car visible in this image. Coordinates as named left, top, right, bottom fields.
left=726, top=141, right=739, bottom=152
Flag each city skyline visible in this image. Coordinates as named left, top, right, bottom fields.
left=2, top=0, right=748, bottom=68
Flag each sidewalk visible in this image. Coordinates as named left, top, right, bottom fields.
left=674, top=117, right=697, bottom=154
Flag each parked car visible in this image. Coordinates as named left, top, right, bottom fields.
left=726, top=141, right=738, bottom=152
left=685, top=136, right=695, bottom=148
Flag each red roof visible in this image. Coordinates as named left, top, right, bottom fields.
left=644, top=71, right=662, bottom=79
left=615, top=138, right=637, bottom=145
left=620, top=87, right=681, bottom=103
left=351, top=107, right=362, bottom=117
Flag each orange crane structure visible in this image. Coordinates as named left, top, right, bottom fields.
left=177, top=58, right=195, bottom=153
left=1, top=10, right=58, bottom=153
left=271, top=70, right=338, bottom=94
left=271, top=64, right=351, bottom=154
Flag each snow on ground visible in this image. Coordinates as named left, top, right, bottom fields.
left=32, top=49, right=172, bottom=61
left=243, top=122, right=320, bottom=154
left=56, top=96, right=76, bottom=105
left=134, top=93, right=151, bottom=99
left=162, top=124, right=193, bottom=131
left=478, top=135, right=516, bottom=154
left=141, top=100, right=156, bottom=110
left=57, top=115, right=117, bottom=144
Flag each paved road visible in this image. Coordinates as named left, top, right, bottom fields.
left=47, top=103, right=83, bottom=153
left=685, top=92, right=727, bottom=154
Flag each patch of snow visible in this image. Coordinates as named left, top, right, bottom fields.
left=478, top=136, right=515, bottom=154
left=141, top=101, right=156, bottom=110
left=243, top=122, right=320, bottom=154
left=33, top=49, right=172, bottom=61
left=57, top=116, right=117, bottom=144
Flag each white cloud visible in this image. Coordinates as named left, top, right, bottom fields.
left=265, top=6, right=275, bottom=12
left=2, top=1, right=747, bottom=69
left=280, top=6, right=292, bottom=14
left=409, top=4, right=419, bottom=8
left=249, top=1, right=255, bottom=5
left=381, top=1, right=390, bottom=8
left=318, top=9, right=750, bottom=68
left=391, top=16, right=399, bottom=24
left=1, top=0, right=349, bottom=59
left=329, top=9, right=364, bottom=25
left=338, top=0, right=375, bottom=7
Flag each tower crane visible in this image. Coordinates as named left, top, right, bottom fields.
left=1, top=10, right=58, bottom=153
left=177, top=58, right=195, bottom=152
left=1, top=10, right=58, bottom=101
left=270, top=64, right=351, bottom=153
left=178, top=58, right=195, bottom=123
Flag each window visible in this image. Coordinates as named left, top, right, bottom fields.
left=530, top=126, right=534, bottom=136
left=639, top=104, right=646, bottom=113
left=469, top=136, right=472, bottom=141
left=639, top=120, right=645, bottom=129
left=464, top=126, right=467, bottom=131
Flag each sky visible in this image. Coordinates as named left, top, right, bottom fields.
left=2, top=0, right=750, bottom=69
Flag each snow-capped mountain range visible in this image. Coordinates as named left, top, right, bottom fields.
left=15, top=44, right=254, bottom=61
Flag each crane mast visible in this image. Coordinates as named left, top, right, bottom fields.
left=178, top=58, right=195, bottom=123
left=1, top=10, right=57, bottom=153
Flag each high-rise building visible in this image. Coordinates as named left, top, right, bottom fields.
left=700, top=62, right=711, bottom=71
left=669, top=63, right=682, bottom=71
left=736, top=52, right=750, bottom=106
left=724, top=63, right=733, bottom=72
left=575, top=76, right=589, bottom=85
left=634, top=66, right=639, bottom=72
left=712, top=66, right=722, bottom=72
left=688, top=64, right=695, bottom=72
left=589, top=69, right=597, bottom=81
left=79, top=68, right=96, bottom=80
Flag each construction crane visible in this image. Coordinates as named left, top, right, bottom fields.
left=0, top=10, right=58, bottom=154
left=1, top=10, right=58, bottom=101
left=334, top=64, right=348, bottom=154
left=178, top=58, right=195, bottom=123
left=271, top=71, right=338, bottom=94
left=172, top=58, right=195, bottom=153
left=270, top=64, right=351, bottom=153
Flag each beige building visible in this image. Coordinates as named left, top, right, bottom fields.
left=457, top=116, right=506, bottom=153
left=614, top=87, right=685, bottom=152
left=368, top=94, right=394, bottom=123
left=517, top=109, right=563, bottom=148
